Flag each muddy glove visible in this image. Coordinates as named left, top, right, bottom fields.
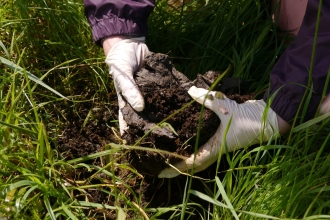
left=158, top=86, right=280, bottom=178
left=105, top=37, right=149, bottom=134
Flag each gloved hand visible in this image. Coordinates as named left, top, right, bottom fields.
left=104, top=37, right=149, bottom=134
left=158, top=86, right=280, bottom=178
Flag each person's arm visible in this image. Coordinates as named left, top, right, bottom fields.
left=158, top=86, right=282, bottom=178
left=102, top=36, right=127, bottom=56
left=159, top=1, right=330, bottom=178
left=272, top=0, right=308, bottom=36
left=84, top=1, right=155, bottom=134
left=84, top=0, right=155, bottom=47
left=265, top=0, right=330, bottom=125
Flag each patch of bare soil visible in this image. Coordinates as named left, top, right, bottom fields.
left=56, top=53, right=253, bottom=219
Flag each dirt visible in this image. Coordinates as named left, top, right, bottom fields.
left=123, top=52, right=251, bottom=176
left=56, top=52, right=253, bottom=219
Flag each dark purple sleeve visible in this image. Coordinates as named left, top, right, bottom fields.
left=84, top=0, right=155, bottom=47
left=264, top=0, right=330, bottom=124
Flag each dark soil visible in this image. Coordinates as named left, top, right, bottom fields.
left=56, top=52, right=253, bottom=219
left=123, top=52, right=250, bottom=176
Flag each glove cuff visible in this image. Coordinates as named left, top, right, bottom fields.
left=106, top=37, right=146, bottom=57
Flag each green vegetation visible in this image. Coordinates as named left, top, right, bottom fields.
left=1, top=0, right=330, bottom=219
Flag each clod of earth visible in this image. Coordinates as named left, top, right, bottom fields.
left=122, top=52, right=249, bottom=176
left=56, top=52, right=252, bottom=216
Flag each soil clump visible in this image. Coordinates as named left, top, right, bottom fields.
left=122, top=52, right=249, bottom=176
left=56, top=52, right=252, bottom=218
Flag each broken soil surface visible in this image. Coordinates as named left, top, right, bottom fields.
left=123, top=52, right=251, bottom=176
left=56, top=52, right=253, bottom=219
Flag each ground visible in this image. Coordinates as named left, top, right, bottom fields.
left=56, top=53, right=253, bottom=219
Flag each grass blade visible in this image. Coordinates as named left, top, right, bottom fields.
left=0, top=41, right=10, bottom=58
left=0, top=120, right=37, bottom=136
left=61, top=204, right=78, bottom=220
left=76, top=201, right=117, bottom=210
left=0, top=56, right=68, bottom=100
left=44, top=196, right=56, bottom=220
left=215, top=176, right=239, bottom=220
left=293, top=112, right=330, bottom=132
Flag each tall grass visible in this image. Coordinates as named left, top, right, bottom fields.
left=1, top=0, right=330, bottom=219
left=148, top=0, right=285, bottom=92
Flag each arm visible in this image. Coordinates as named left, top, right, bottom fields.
left=265, top=0, right=330, bottom=124
left=272, top=0, right=308, bottom=36
left=84, top=0, right=155, bottom=134
left=84, top=0, right=155, bottom=47
left=159, top=1, right=330, bottom=178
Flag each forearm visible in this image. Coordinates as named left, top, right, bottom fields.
left=265, top=0, right=330, bottom=125
left=272, top=0, right=308, bottom=36
left=102, top=36, right=129, bottom=56
left=277, top=115, right=291, bottom=135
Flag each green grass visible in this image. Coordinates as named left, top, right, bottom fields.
left=1, top=0, right=330, bottom=219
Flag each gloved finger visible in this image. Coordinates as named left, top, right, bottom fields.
left=114, top=80, right=127, bottom=109
left=106, top=40, right=148, bottom=112
left=188, top=86, right=229, bottom=115
left=118, top=108, right=129, bottom=135
left=114, top=80, right=129, bottom=134
left=114, top=71, right=145, bottom=112
left=158, top=124, right=223, bottom=178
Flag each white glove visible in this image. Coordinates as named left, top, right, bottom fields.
left=105, top=37, right=149, bottom=134
left=158, top=86, right=280, bottom=178
left=320, top=94, right=330, bottom=115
